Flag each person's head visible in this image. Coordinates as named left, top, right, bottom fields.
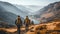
left=18, top=15, right=20, bottom=17
left=17, top=15, right=21, bottom=20
left=26, top=16, right=28, bottom=18
left=26, top=16, right=29, bottom=19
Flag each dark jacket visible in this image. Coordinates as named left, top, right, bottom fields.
left=15, top=17, right=22, bottom=26
left=24, top=18, right=30, bottom=25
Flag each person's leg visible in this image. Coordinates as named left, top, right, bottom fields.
left=17, top=25, right=20, bottom=34
left=25, top=24, right=29, bottom=32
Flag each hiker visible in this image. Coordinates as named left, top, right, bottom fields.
left=24, top=16, right=31, bottom=32
left=15, top=15, right=22, bottom=34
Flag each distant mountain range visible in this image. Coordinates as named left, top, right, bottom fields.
left=0, top=1, right=24, bottom=25
left=0, top=1, right=42, bottom=24
left=24, top=5, right=43, bottom=12
left=0, top=5, right=19, bottom=25
left=0, top=1, right=28, bottom=18
left=1, top=1, right=60, bottom=24
left=31, top=1, right=60, bottom=23
left=14, top=5, right=42, bottom=15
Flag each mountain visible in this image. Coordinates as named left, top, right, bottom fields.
left=0, top=1, right=40, bottom=24
left=0, top=5, right=24, bottom=25
left=0, top=1, right=41, bottom=18
left=14, top=5, right=31, bottom=14
left=0, top=5, right=16, bottom=25
left=31, top=1, right=60, bottom=23
left=0, top=1, right=26, bottom=25
left=25, top=5, right=43, bottom=12
left=0, top=1, right=28, bottom=18
left=14, top=5, right=42, bottom=15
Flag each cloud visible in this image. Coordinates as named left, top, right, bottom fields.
left=0, top=0, right=60, bottom=6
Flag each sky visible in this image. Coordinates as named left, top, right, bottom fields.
left=0, top=0, right=60, bottom=6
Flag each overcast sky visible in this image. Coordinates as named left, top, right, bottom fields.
left=0, top=0, right=60, bottom=6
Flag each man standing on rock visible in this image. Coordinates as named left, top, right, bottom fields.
left=15, top=16, right=22, bottom=34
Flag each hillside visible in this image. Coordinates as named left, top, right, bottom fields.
left=0, top=5, right=24, bottom=25
left=26, top=19, right=60, bottom=34
left=0, top=1, right=24, bottom=25
left=0, top=6, right=16, bottom=25
left=31, top=1, right=60, bottom=23
left=0, top=1, right=28, bottom=18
